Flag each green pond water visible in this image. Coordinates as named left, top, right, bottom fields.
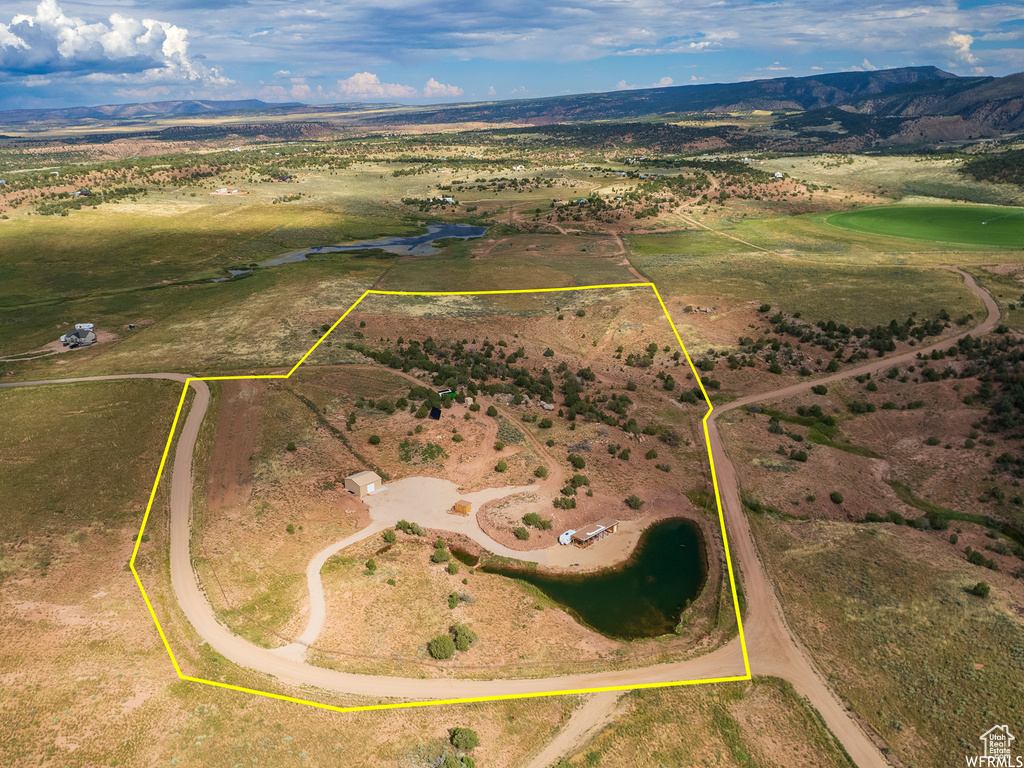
left=484, top=518, right=706, bottom=639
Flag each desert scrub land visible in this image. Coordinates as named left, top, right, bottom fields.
left=0, top=375, right=574, bottom=767
left=752, top=517, right=1024, bottom=768
left=553, top=678, right=854, bottom=768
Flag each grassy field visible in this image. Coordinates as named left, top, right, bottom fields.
left=752, top=517, right=1024, bottom=767
left=630, top=249, right=984, bottom=327
left=0, top=378, right=180, bottom=550
left=556, top=678, right=853, bottom=768
left=827, top=205, right=1024, bottom=248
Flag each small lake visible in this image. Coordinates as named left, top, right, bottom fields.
left=484, top=518, right=706, bottom=640
left=259, top=222, right=488, bottom=266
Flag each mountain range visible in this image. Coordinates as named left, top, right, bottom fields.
left=1, top=66, right=1021, bottom=145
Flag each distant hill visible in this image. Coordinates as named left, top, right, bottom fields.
left=1, top=66, right=1021, bottom=146
left=0, top=99, right=305, bottom=125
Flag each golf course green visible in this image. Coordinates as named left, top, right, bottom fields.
left=827, top=205, right=1024, bottom=247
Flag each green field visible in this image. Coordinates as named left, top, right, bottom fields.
left=827, top=205, right=1024, bottom=248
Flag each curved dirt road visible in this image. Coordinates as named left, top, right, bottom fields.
left=2, top=267, right=997, bottom=766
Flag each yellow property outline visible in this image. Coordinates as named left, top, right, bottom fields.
left=129, top=281, right=751, bottom=712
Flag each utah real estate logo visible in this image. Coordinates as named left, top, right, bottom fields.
left=967, top=726, right=1023, bottom=767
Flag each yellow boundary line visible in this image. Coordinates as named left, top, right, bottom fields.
left=129, top=281, right=751, bottom=713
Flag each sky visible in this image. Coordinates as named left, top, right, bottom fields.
left=0, top=0, right=1022, bottom=110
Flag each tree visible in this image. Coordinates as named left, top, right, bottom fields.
left=568, top=453, right=586, bottom=469
left=972, top=581, right=991, bottom=597
left=534, top=465, right=549, bottom=479
left=428, top=635, right=455, bottom=659
left=495, top=460, right=508, bottom=472
left=450, top=727, right=480, bottom=751
left=645, top=448, right=658, bottom=460
left=539, top=417, right=553, bottom=428
left=487, top=405, right=498, bottom=417
left=368, top=434, right=381, bottom=445
left=830, top=491, right=844, bottom=504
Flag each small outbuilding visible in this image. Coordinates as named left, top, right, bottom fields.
left=429, top=406, right=442, bottom=420
left=570, top=518, right=619, bottom=548
left=452, top=500, right=472, bottom=516
left=344, top=470, right=382, bottom=498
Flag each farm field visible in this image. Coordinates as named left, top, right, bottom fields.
left=827, top=204, right=1024, bottom=247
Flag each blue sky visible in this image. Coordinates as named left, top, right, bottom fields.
left=0, top=0, right=1021, bottom=109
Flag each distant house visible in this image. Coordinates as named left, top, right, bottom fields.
left=75, top=189, right=91, bottom=197
left=436, top=388, right=455, bottom=398
left=773, top=172, right=785, bottom=179
left=344, top=470, right=382, bottom=498
left=453, top=500, right=472, bottom=516
left=60, top=329, right=96, bottom=347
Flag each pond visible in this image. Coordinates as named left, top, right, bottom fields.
left=484, top=518, right=706, bottom=640
left=259, top=222, right=488, bottom=266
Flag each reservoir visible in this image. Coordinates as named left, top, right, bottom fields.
left=259, top=222, right=488, bottom=266
left=484, top=517, right=706, bottom=640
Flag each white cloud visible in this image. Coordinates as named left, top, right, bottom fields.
left=423, top=77, right=463, bottom=97
left=947, top=31, right=978, bottom=64
left=487, top=85, right=496, bottom=96
left=335, top=71, right=417, bottom=99
left=762, top=62, right=788, bottom=71
left=810, top=65, right=824, bottom=70
left=616, top=75, right=674, bottom=90
left=0, top=0, right=227, bottom=86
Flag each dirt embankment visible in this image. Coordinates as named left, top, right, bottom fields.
left=206, top=380, right=261, bottom=513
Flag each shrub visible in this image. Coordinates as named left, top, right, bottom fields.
left=925, top=436, right=940, bottom=446
left=431, top=548, right=451, bottom=563
left=448, top=593, right=458, bottom=609
left=451, top=623, right=477, bottom=652
left=950, top=533, right=959, bottom=545
left=971, top=581, right=991, bottom=598
left=486, top=405, right=498, bottom=417
left=286, top=442, right=297, bottom=452
left=576, top=308, right=586, bottom=317
left=645, top=448, right=658, bottom=460
left=495, top=460, right=508, bottom=472
left=494, top=440, right=505, bottom=450
left=790, top=449, right=808, bottom=462
left=396, top=519, right=424, bottom=536
left=383, top=529, right=397, bottom=544
left=428, top=635, right=456, bottom=659
left=539, top=418, right=553, bottom=429
left=534, top=465, right=549, bottom=479
left=553, top=497, right=577, bottom=509
left=625, top=494, right=644, bottom=510
left=469, top=403, right=481, bottom=412
left=546, top=438, right=555, bottom=447
left=811, top=385, right=828, bottom=395
left=368, top=434, right=381, bottom=445
left=513, top=526, right=530, bottom=540
left=387, top=578, right=396, bottom=586
left=286, top=523, right=295, bottom=535
left=524, top=512, right=553, bottom=530
left=365, top=558, right=377, bottom=571
left=450, top=727, right=480, bottom=751
left=447, top=561, right=459, bottom=575
left=568, top=453, right=586, bottom=469
left=830, top=491, right=844, bottom=504
left=618, top=448, right=631, bottom=461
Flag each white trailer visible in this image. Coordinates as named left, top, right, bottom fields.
left=558, top=530, right=576, bottom=546
left=75, top=323, right=94, bottom=331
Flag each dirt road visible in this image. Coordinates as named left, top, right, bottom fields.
left=2, top=266, right=997, bottom=767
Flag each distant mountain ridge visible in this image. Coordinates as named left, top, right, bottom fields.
left=1, top=66, right=1022, bottom=145
left=0, top=99, right=304, bottom=125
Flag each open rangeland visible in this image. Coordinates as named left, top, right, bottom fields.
left=192, top=290, right=735, bottom=678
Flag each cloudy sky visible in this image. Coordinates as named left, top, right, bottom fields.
left=0, top=0, right=1021, bottom=110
